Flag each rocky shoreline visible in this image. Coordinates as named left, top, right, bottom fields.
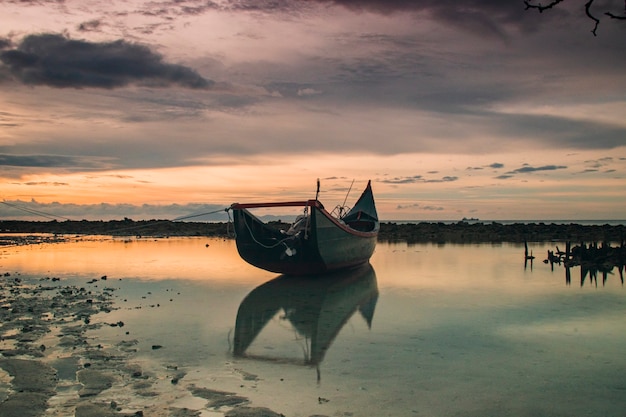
left=0, top=273, right=285, bottom=417
left=1, top=219, right=625, bottom=244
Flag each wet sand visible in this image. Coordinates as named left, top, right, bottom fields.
left=0, top=273, right=284, bottom=417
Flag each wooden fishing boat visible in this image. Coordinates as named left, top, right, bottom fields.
left=229, top=180, right=378, bottom=275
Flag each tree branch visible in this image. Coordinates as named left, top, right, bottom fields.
left=584, top=0, right=600, bottom=36
left=524, top=0, right=565, bottom=13
left=524, top=0, right=626, bottom=34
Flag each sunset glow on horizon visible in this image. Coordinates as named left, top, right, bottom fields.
left=1, top=1, right=625, bottom=222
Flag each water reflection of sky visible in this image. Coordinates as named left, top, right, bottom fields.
left=2, top=237, right=625, bottom=416
left=1, top=236, right=270, bottom=282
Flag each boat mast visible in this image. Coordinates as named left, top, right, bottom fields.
left=340, top=179, right=355, bottom=218
left=315, top=178, right=320, bottom=201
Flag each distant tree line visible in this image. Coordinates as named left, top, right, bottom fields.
left=1, top=219, right=625, bottom=244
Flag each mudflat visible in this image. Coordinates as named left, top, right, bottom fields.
left=0, top=273, right=284, bottom=417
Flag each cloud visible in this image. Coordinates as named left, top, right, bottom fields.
left=0, top=199, right=231, bottom=222
left=1, top=154, right=84, bottom=168
left=397, top=202, right=444, bottom=211
left=496, top=164, right=568, bottom=179
left=380, top=175, right=423, bottom=184
left=509, top=165, right=567, bottom=174
left=0, top=154, right=113, bottom=170
left=0, top=37, right=11, bottom=50
left=379, top=175, right=458, bottom=184
left=397, top=203, right=421, bottom=209
left=0, top=33, right=214, bottom=89
left=77, top=20, right=103, bottom=32
left=301, top=0, right=540, bottom=39
left=138, top=1, right=534, bottom=40
left=491, top=113, right=626, bottom=150
left=297, top=88, right=323, bottom=96
left=584, top=157, right=613, bottom=168
left=23, top=181, right=69, bottom=186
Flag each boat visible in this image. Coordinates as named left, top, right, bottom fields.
left=233, top=263, right=379, bottom=380
left=228, top=180, right=379, bottom=275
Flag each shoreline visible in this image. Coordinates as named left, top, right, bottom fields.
left=0, top=273, right=284, bottom=417
left=1, top=219, right=625, bottom=244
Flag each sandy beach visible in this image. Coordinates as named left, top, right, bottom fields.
left=0, top=272, right=284, bottom=417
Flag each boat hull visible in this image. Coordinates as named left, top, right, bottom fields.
left=231, top=206, right=377, bottom=275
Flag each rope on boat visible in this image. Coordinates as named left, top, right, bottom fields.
left=172, top=208, right=229, bottom=222
left=239, top=209, right=295, bottom=251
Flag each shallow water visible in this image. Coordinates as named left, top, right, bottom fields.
left=1, top=236, right=625, bottom=416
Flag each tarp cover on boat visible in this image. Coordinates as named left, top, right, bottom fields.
left=341, top=180, right=378, bottom=223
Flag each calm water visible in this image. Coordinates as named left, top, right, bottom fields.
left=1, top=236, right=625, bottom=417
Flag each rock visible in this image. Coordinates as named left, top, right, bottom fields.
left=224, top=406, right=284, bottom=417
left=0, top=391, right=50, bottom=417
left=75, top=402, right=138, bottom=417
left=0, top=358, right=57, bottom=394
left=77, top=369, right=116, bottom=397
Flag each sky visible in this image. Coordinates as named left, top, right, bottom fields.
left=1, top=0, right=626, bottom=222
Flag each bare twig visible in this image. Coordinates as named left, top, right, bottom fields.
left=524, top=0, right=626, bottom=34
left=524, top=0, right=565, bottom=13
left=584, top=0, right=600, bottom=36
left=605, top=12, right=626, bottom=20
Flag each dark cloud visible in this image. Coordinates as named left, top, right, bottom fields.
left=0, top=33, right=214, bottom=89
left=78, top=20, right=103, bottom=32
left=468, top=164, right=501, bottom=171
left=304, top=0, right=521, bottom=19
left=380, top=175, right=423, bottom=184
left=0, top=154, right=108, bottom=169
left=495, top=164, right=567, bottom=179
left=1, top=154, right=83, bottom=167
left=489, top=113, right=626, bottom=151
left=0, top=38, right=11, bottom=50
left=584, top=157, right=613, bottom=168
left=23, top=181, right=69, bottom=186
left=495, top=165, right=568, bottom=180
left=509, top=165, right=567, bottom=174
left=426, top=176, right=458, bottom=183
left=303, top=0, right=538, bottom=39
left=379, top=175, right=458, bottom=184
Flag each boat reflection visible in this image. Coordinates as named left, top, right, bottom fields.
left=233, top=263, right=378, bottom=381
